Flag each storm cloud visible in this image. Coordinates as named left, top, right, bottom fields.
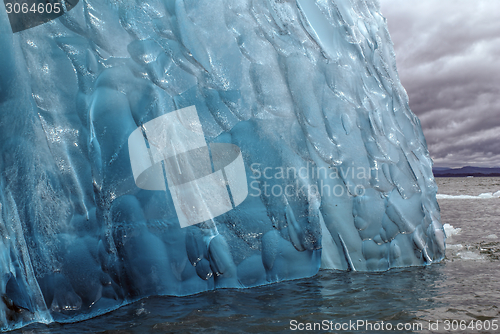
left=379, top=0, right=500, bottom=167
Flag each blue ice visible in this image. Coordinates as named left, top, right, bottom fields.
left=0, top=0, right=444, bottom=330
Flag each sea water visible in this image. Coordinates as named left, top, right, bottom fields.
left=12, top=177, right=500, bottom=333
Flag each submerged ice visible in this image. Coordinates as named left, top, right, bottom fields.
left=0, top=0, right=445, bottom=330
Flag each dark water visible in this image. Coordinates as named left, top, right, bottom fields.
left=14, top=178, right=500, bottom=333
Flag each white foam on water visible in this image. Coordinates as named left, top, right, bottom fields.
left=456, top=251, right=486, bottom=261
left=446, top=244, right=463, bottom=250
left=437, top=191, right=500, bottom=200
left=486, top=234, right=498, bottom=239
left=443, top=223, right=462, bottom=237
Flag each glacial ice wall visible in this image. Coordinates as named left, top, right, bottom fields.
left=0, top=0, right=445, bottom=330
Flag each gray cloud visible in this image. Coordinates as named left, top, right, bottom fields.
left=379, top=0, right=500, bottom=167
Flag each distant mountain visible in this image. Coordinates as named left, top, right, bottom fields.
left=433, top=166, right=500, bottom=177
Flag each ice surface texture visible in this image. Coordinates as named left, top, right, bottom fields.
left=0, top=0, right=445, bottom=330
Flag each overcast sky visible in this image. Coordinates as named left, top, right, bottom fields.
left=379, top=0, right=500, bottom=167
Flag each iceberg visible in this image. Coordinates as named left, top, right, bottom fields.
left=0, top=0, right=445, bottom=330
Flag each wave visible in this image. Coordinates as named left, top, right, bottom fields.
left=437, top=191, right=500, bottom=200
